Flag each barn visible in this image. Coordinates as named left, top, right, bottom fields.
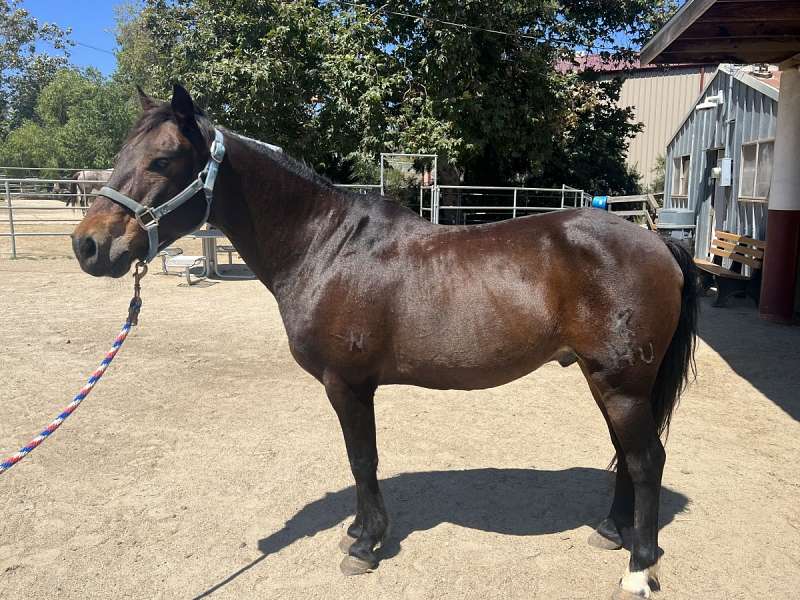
left=662, top=64, right=780, bottom=262
left=642, top=0, right=800, bottom=323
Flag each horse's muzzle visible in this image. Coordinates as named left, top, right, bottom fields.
left=71, top=231, right=132, bottom=278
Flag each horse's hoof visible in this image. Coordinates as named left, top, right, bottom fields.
left=611, top=588, right=649, bottom=600
left=339, top=534, right=356, bottom=554
left=588, top=529, right=623, bottom=550
left=340, top=554, right=376, bottom=576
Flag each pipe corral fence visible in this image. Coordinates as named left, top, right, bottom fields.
left=420, top=185, right=591, bottom=224
left=1, top=169, right=590, bottom=259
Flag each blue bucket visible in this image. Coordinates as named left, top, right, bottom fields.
left=591, top=196, right=609, bottom=210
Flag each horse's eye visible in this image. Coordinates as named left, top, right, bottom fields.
left=150, top=158, right=171, bottom=171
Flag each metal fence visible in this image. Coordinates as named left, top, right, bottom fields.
left=420, top=185, right=590, bottom=224
left=1, top=176, right=111, bottom=258
left=1, top=174, right=592, bottom=258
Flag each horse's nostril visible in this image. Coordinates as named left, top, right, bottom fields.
left=79, top=235, right=97, bottom=261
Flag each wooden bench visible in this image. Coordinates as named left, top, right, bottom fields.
left=694, top=230, right=767, bottom=307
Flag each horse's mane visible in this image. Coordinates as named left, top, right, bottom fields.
left=122, top=100, right=337, bottom=192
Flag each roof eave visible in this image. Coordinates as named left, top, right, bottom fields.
left=641, top=0, right=719, bottom=65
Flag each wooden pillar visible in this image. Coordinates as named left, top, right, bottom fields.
left=761, top=64, right=800, bottom=324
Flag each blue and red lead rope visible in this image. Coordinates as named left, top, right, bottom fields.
left=0, top=266, right=145, bottom=476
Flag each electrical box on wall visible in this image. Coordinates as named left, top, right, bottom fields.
left=719, top=157, right=733, bottom=187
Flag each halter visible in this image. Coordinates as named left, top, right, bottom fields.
left=98, top=128, right=226, bottom=263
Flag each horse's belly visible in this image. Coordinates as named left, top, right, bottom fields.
left=385, top=358, right=551, bottom=390
left=384, top=321, right=560, bottom=390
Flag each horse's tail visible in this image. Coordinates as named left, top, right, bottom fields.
left=652, top=238, right=699, bottom=441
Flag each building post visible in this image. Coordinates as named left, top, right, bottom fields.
left=760, top=63, right=800, bottom=323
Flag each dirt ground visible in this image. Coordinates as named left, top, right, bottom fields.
left=1, top=236, right=799, bottom=599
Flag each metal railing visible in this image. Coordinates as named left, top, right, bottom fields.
left=420, top=184, right=589, bottom=225
left=1, top=177, right=110, bottom=258
left=333, top=183, right=382, bottom=195
left=2, top=174, right=594, bottom=258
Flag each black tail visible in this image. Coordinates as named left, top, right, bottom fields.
left=653, top=238, right=699, bottom=440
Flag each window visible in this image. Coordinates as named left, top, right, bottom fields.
left=739, top=140, right=774, bottom=201
left=672, top=155, right=690, bottom=196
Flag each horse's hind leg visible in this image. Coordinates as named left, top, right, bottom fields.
left=589, top=371, right=665, bottom=599
left=324, top=372, right=389, bottom=575
left=584, top=378, right=634, bottom=551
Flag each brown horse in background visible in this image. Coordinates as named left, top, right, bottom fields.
left=71, top=86, right=697, bottom=600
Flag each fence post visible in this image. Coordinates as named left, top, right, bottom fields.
left=561, top=184, right=566, bottom=209
left=5, top=181, right=16, bottom=259
left=513, top=188, right=518, bottom=219
left=432, top=185, right=440, bottom=224
left=380, top=154, right=385, bottom=197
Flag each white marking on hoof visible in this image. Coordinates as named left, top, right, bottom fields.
left=620, top=565, right=651, bottom=598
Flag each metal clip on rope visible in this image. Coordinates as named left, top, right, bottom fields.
left=0, top=264, right=147, bottom=475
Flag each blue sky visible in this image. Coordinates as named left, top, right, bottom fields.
left=24, top=0, right=118, bottom=75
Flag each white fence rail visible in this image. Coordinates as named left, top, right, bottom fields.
left=420, top=184, right=590, bottom=225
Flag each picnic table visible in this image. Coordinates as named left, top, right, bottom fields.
left=188, top=228, right=254, bottom=280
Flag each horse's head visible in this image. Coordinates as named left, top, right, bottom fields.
left=72, top=85, right=215, bottom=277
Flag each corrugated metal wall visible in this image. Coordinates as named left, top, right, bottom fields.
left=615, top=67, right=707, bottom=188
left=664, top=66, right=778, bottom=259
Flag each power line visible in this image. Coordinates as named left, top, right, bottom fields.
left=74, top=41, right=116, bottom=56
left=334, top=1, right=622, bottom=51
left=336, top=1, right=546, bottom=42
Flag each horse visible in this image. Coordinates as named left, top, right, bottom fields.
left=71, top=85, right=698, bottom=600
left=67, top=169, right=113, bottom=209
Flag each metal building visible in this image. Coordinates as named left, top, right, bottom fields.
left=663, top=64, right=780, bottom=260
left=604, top=64, right=713, bottom=189
left=561, top=57, right=713, bottom=189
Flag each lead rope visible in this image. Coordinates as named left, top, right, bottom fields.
left=0, top=262, right=148, bottom=476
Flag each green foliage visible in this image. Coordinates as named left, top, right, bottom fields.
left=0, top=0, right=72, bottom=137
left=648, top=154, right=666, bottom=194
left=114, top=0, right=677, bottom=192
left=0, top=68, right=137, bottom=168
left=537, top=77, right=643, bottom=195
left=2, top=0, right=679, bottom=193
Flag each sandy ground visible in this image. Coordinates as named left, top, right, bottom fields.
left=1, top=236, right=799, bottom=600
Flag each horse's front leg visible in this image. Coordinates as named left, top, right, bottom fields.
left=324, top=372, right=389, bottom=575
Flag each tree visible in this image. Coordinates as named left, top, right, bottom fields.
left=648, top=154, right=666, bottom=194
left=115, top=0, right=678, bottom=192
left=0, top=0, right=72, bottom=137
left=537, top=77, right=643, bottom=194
left=0, top=68, right=137, bottom=168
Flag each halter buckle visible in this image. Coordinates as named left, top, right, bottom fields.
left=135, top=206, right=159, bottom=229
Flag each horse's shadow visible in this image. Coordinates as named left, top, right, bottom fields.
left=194, top=467, right=689, bottom=599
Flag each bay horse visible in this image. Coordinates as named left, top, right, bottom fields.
left=71, top=85, right=697, bottom=600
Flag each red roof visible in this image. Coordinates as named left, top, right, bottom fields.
left=556, top=54, right=716, bottom=74
left=754, top=69, right=782, bottom=91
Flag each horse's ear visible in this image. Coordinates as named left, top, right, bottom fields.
left=171, top=83, right=198, bottom=132
left=136, top=85, right=156, bottom=111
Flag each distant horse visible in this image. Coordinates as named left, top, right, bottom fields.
left=67, top=169, right=112, bottom=208
left=72, top=86, right=698, bottom=600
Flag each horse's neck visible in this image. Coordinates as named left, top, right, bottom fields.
left=209, top=134, right=352, bottom=293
